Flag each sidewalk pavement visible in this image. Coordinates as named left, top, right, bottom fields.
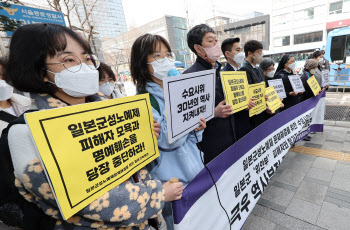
left=243, top=124, right=350, bottom=230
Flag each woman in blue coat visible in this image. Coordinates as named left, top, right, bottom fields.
left=130, top=34, right=207, bottom=230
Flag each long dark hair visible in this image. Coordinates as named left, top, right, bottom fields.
left=275, top=54, right=293, bottom=74
left=4, top=23, right=92, bottom=94
left=130, top=34, right=172, bottom=93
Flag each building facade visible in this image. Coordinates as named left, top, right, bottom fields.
left=268, top=0, right=350, bottom=62
left=102, top=15, right=191, bottom=73
left=73, top=0, right=127, bottom=40
left=223, top=15, right=271, bottom=50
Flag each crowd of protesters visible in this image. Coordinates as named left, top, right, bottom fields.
left=0, top=23, right=326, bottom=230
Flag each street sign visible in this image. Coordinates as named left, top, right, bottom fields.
left=187, top=60, right=191, bottom=65
left=0, top=4, right=66, bottom=36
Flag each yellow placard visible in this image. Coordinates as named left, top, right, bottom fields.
left=220, top=71, right=249, bottom=114
left=307, top=76, right=321, bottom=96
left=25, top=94, right=159, bottom=220
left=248, top=82, right=266, bottom=117
left=265, top=86, right=282, bottom=112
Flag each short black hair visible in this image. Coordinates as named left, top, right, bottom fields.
left=187, top=24, right=215, bottom=55
left=221, top=37, right=240, bottom=59
left=4, top=23, right=92, bottom=94
left=321, top=50, right=325, bottom=54
left=130, top=34, right=172, bottom=93
left=243, top=40, right=263, bottom=57
left=313, top=50, right=322, bottom=59
left=98, top=62, right=115, bottom=81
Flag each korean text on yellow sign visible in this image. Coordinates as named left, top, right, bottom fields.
left=307, top=76, right=321, bottom=96
left=220, top=71, right=249, bottom=114
left=248, top=82, right=266, bottom=117
left=265, top=86, right=282, bottom=112
left=25, top=94, right=159, bottom=220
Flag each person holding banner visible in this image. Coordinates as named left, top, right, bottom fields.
left=2, top=24, right=174, bottom=230
left=130, top=33, right=206, bottom=230
left=221, top=37, right=245, bottom=71
left=240, top=40, right=269, bottom=128
left=260, top=58, right=276, bottom=86
left=320, top=50, right=330, bottom=71
left=183, top=24, right=241, bottom=164
left=301, top=59, right=320, bottom=102
left=260, top=58, right=284, bottom=117
left=312, top=50, right=325, bottom=89
left=220, top=37, right=256, bottom=141
left=274, top=54, right=303, bottom=110
left=312, top=50, right=328, bottom=91
left=98, top=62, right=125, bottom=99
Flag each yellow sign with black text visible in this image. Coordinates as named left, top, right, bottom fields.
left=248, top=82, right=266, bottom=117
left=265, top=86, right=282, bottom=113
left=25, top=94, right=159, bottom=220
left=220, top=71, right=249, bottom=114
left=307, top=76, right=321, bottom=96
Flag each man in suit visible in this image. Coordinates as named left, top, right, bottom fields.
left=240, top=40, right=268, bottom=128
left=221, top=38, right=256, bottom=141
left=221, top=37, right=244, bottom=71
left=184, top=24, right=235, bottom=164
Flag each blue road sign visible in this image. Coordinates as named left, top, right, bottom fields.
left=0, top=4, right=66, bottom=36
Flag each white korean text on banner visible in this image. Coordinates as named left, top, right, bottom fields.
left=163, top=69, right=216, bottom=143
left=172, top=91, right=326, bottom=230
left=288, top=75, right=305, bottom=93
left=268, top=79, right=287, bottom=99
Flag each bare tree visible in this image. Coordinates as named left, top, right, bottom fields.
left=46, top=0, right=76, bottom=29
left=102, top=26, right=142, bottom=74
left=73, top=0, right=103, bottom=43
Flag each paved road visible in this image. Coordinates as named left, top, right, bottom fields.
left=243, top=125, right=350, bottom=230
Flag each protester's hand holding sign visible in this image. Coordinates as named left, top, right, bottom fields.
left=194, top=118, right=206, bottom=132
left=246, top=98, right=256, bottom=110
left=153, top=119, right=161, bottom=138
left=289, top=91, right=299, bottom=96
left=215, top=100, right=233, bottom=118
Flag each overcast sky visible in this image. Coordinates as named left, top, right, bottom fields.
left=121, top=0, right=273, bottom=28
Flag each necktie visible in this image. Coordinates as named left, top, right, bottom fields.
left=254, top=68, right=263, bottom=82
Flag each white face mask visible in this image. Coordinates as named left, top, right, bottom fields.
left=266, top=70, right=275, bottom=79
left=0, top=80, right=13, bottom=101
left=319, top=58, right=324, bottom=62
left=148, top=58, right=180, bottom=80
left=230, top=52, right=245, bottom=65
left=99, top=82, right=115, bottom=96
left=288, top=62, right=296, bottom=71
left=47, top=63, right=99, bottom=98
left=310, top=69, right=316, bottom=75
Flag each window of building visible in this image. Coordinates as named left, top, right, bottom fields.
left=274, top=36, right=290, bottom=47
left=295, top=8, right=314, bottom=20
left=229, top=23, right=267, bottom=49
left=273, top=14, right=290, bottom=25
left=329, top=1, right=343, bottom=14
left=294, top=31, right=323, bottom=44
